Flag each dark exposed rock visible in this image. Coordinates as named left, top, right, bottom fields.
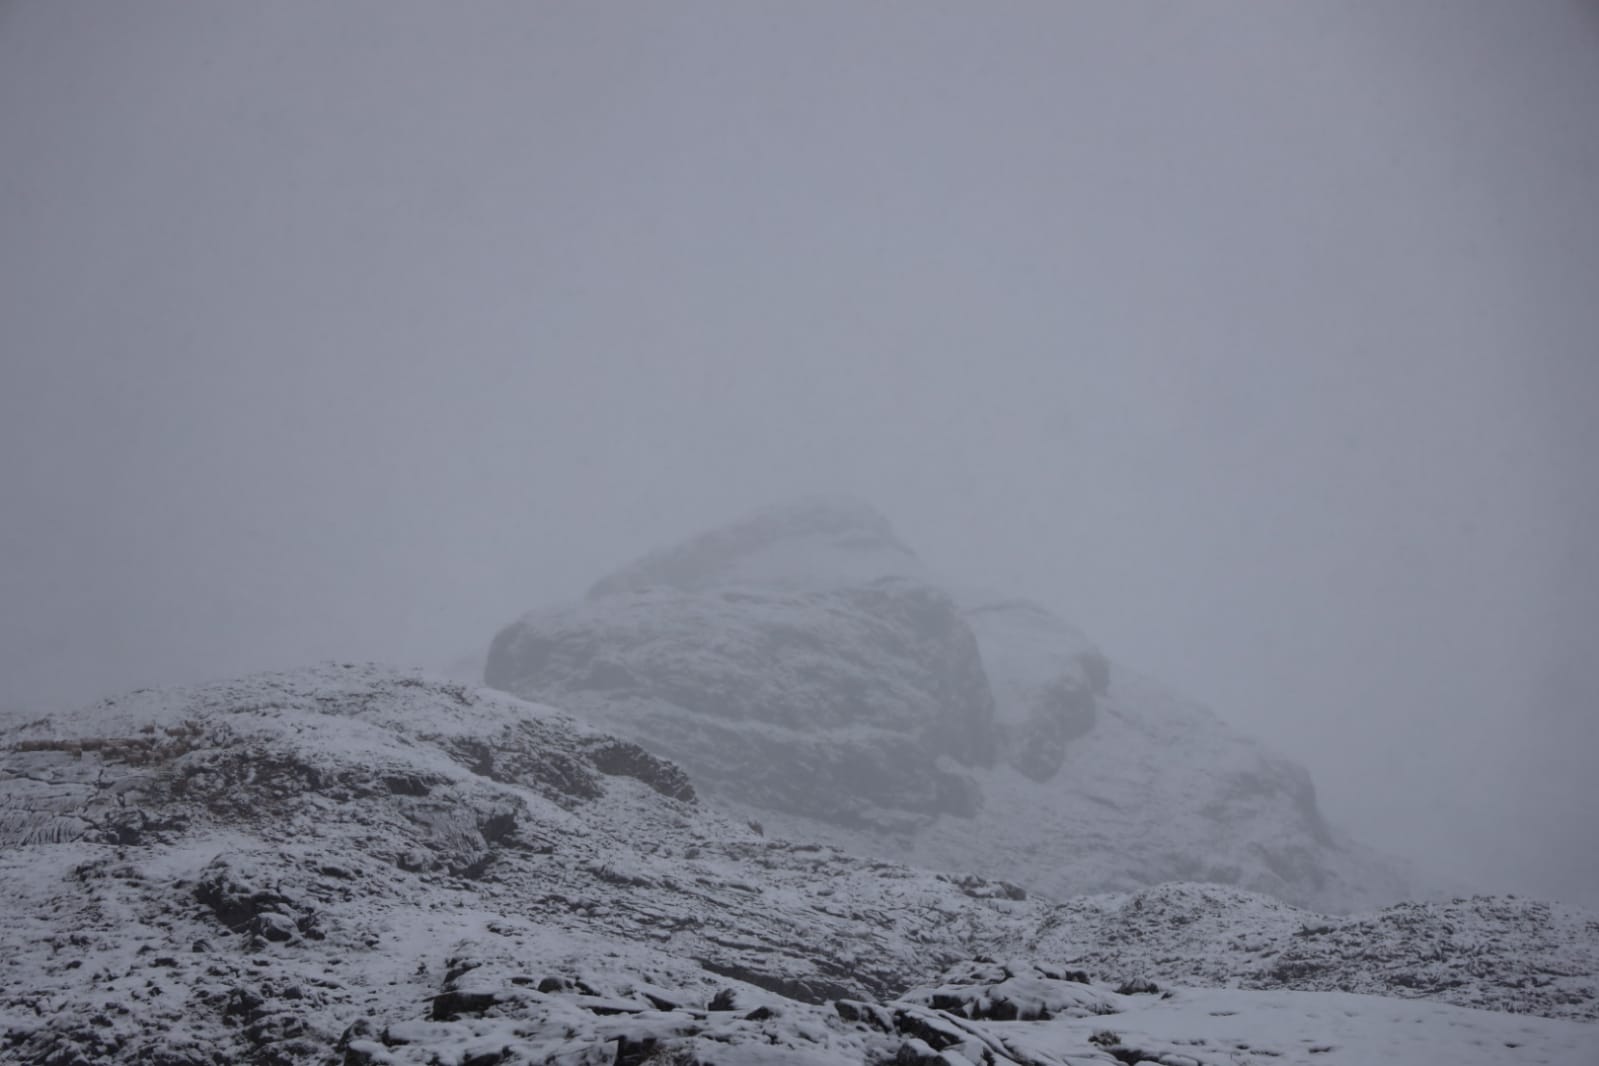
left=697, top=958, right=857, bottom=1005
left=342, top=1044, right=386, bottom=1066
left=222, top=986, right=268, bottom=1026
left=430, top=989, right=499, bottom=1021
left=835, top=999, right=894, bottom=1032
left=382, top=773, right=435, bottom=797
left=478, top=809, right=519, bottom=846
left=195, top=858, right=295, bottom=936
left=439, top=732, right=602, bottom=805
left=613, top=1035, right=662, bottom=1066
left=953, top=874, right=1027, bottom=901
left=891, top=1007, right=966, bottom=1050
left=898, top=961, right=1121, bottom=1023
left=253, top=912, right=297, bottom=943
left=583, top=738, right=697, bottom=803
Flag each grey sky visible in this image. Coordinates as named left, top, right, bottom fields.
left=2, top=2, right=1595, bottom=904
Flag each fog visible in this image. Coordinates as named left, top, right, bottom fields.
left=2, top=2, right=1595, bottom=906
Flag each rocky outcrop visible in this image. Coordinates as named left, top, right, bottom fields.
left=485, top=499, right=1408, bottom=910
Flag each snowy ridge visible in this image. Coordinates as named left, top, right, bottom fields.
left=1, top=666, right=1595, bottom=1064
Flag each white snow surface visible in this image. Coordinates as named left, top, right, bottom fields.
left=1, top=664, right=1594, bottom=1064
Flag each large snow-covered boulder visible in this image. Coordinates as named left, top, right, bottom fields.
left=486, top=498, right=1409, bottom=911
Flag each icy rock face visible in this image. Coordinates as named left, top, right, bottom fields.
left=487, top=499, right=1407, bottom=910
left=488, top=499, right=998, bottom=828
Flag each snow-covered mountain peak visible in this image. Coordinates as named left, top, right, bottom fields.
left=487, top=500, right=1414, bottom=912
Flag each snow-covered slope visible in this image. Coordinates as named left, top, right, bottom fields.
left=2, top=665, right=1596, bottom=1064
left=1, top=665, right=1594, bottom=1064
left=486, top=498, right=1408, bottom=911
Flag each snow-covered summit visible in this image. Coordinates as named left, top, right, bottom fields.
left=587, top=494, right=933, bottom=598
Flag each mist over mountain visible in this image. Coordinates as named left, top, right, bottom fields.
left=485, top=498, right=1410, bottom=912
left=3, top=0, right=1595, bottom=910
left=2, top=0, right=1596, bottom=1061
